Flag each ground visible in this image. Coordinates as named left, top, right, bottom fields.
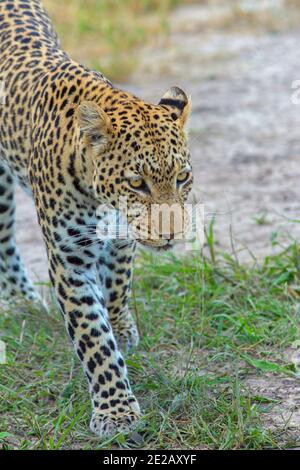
left=1, top=0, right=300, bottom=450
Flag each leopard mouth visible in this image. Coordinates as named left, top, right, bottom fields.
left=138, top=239, right=175, bottom=251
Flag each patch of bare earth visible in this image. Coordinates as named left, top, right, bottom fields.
left=244, top=374, right=300, bottom=445
left=248, top=346, right=300, bottom=445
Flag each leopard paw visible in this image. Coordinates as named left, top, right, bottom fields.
left=90, top=397, right=141, bottom=438
left=0, top=282, right=48, bottom=311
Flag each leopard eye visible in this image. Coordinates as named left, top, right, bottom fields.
left=89, top=135, right=103, bottom=146
left=127, top=177, right=151, bottom=194
left=129, top=178, right=144, bottom=189
left=177, top=171, right=190, bottom=184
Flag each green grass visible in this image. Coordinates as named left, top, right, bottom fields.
left=1, top=236, right=300, bottom=449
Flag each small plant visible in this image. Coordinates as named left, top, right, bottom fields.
left=253, top=212, right=269, bottom=226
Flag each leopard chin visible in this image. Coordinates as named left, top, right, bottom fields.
left=138, top=239, right=175, bottom=252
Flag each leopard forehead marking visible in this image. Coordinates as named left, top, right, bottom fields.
left=104, top=101, right=188, bottom=173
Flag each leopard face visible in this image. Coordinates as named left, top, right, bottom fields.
left=78, top=87, right=193, bottom=250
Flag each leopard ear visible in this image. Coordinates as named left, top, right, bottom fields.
left=77, top=101, right=111, bottom=151
left=159, top=86, right=191, bottom=126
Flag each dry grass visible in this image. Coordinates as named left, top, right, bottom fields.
left=43, top=0, right=181, bottom=81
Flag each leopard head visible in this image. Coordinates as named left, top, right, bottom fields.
left=77, top=86, right=193, bottom=250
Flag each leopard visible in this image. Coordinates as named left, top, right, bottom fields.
left=0, top=0, right=193, bottom=438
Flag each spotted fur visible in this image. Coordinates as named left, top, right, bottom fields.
left=0, top=0, right=192, bottom=437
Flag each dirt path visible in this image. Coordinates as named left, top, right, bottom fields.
left=16, top=0, right=300, bottom=280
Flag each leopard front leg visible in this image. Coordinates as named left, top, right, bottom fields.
left=97, top=240, right=139, bottom=353
left=48, top=251, right=141, bottom=438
